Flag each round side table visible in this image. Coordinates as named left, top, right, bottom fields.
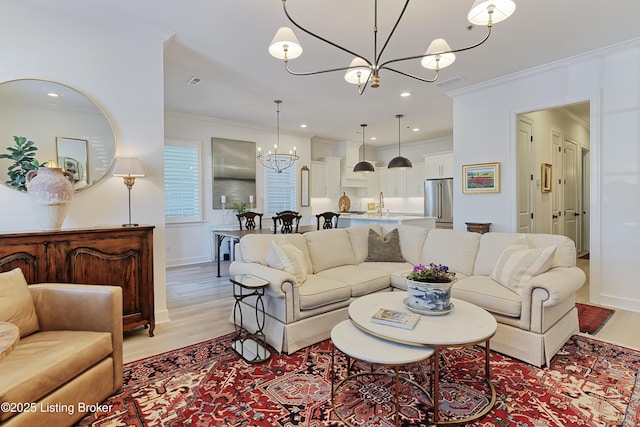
left=230, top=274, right=271, bottom=363
left=330, top=319, right=434, bottom=427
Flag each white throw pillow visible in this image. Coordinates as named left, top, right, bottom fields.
left=267, top=237, right=308, bottom=285
left=490, top=244, right=557, bottom=293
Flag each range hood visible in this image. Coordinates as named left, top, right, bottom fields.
left=338, top=140, right=368, bottom=187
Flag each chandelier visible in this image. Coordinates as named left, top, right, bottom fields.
left=257, top=100, right=299, bottom=174
left=268, top=0, right=516, bottom=94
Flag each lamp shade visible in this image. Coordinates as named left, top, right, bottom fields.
left=387, top=156, right=413, bottom=169
left=467, top=0, right=516, bottom=25
left=353, top=160, right=375, bottom=173
left=268, top=27, right=303, bottom=60
left=421, top=38, right=456, bottom=70
left=113, top=157, right=145, bottom=177
left=344, top=57, right=372, bottom=85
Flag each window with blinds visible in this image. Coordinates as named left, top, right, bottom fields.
left=164, top=142, right=202, bottom=223
left=266, top=166, right=297, bottom=213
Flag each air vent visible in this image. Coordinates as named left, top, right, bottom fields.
left=436, top=75, right=466, bottom=88
left=187, top=76, right=203, bottom=85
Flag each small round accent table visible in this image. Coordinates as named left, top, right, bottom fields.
left=349, top=293, right=497, bottom=425
left=230, top=274, right=271, bottom=363
left=330, top=319, right=434, bottom=427
left=0, top=321, right=19, bottom=362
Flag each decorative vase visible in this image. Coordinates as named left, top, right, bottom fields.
left=25, top=167, right=74, bottom=231
left=406, top=278, right=455, bottom=311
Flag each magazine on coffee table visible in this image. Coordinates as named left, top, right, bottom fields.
left=371, top=308, right=420, bottom=330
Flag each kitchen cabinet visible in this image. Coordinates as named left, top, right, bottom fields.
left=311, top=157, right=341, bottom=197
left=310, top=161, right=326, bottom=197
left=425, top=152, right=454, bottom=179
left=385, top=167, right=407, bottom=196
left=406, top=162, right=425, bottom=196
left=0, top=226, right=155, bottom=336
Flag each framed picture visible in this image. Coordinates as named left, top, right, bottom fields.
left=541, top=163, right=552, bottom=192
left=300, top=165, right=310, bottom=207
left=462, top=162, right=500, bottom=194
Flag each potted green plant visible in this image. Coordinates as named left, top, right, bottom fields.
left=231, top=201, right=248, bottom=214
left=405, top=263, right=456, bottom=313
left=0, top=136, right=44, bottom=192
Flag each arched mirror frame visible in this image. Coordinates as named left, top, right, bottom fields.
left=0, top=78, right=117, bottom=192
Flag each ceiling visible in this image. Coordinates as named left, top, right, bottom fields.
left=24, top=0, right=640, bottom=147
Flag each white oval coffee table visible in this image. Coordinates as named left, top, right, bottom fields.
left=349, top=292, right=497, bottom=425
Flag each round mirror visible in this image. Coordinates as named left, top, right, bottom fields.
left=0, top=79, right=116, bottom=192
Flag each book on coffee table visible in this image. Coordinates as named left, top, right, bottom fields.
left=371, top=308, right=420, bottom=330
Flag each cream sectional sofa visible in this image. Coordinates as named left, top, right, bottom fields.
left=228, top=224, right=585, bottom=367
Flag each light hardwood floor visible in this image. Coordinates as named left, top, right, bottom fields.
left=123, top=258, right=640, bottom=363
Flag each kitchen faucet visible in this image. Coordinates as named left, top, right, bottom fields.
left=378, top=192, right=384, bottom=216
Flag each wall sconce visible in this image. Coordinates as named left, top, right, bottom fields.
left=113, top=157, right=145, bottom=227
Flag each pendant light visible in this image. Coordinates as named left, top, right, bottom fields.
left=353, top=124, right=375, bottom=173
left=387, top=114, right=412, bottom=169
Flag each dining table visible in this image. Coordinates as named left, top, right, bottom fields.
left=213, top=225, right=317, bottom=277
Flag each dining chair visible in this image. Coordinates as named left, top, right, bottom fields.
left=316, top=211, right=340, bottom=230
left=272, top=211, right=301, bottom=234
left=237, top=211, right=263, bottom=230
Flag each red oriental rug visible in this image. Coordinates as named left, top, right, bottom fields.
left=77, top=334, right=640, bottom=427
left=577, top=303, right=616, bottom=334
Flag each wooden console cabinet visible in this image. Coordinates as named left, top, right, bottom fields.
left=0, top=226, right=155, bottom=336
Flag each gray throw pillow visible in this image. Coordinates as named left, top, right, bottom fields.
left=365, top=228, right=406, bottom=262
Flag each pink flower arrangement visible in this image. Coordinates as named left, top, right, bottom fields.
left=407, top=263, right=456, bottom=283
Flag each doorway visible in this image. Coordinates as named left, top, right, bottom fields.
left=516, top=102, right=590, bottom=255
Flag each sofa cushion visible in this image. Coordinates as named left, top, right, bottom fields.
left=298, top=275, right=352, bottom=310
left=347, top=224, right=383, bottom=263
left=473, top=233, right=528, bottom=276
left=316, top=265, right=390, bottom=297
left=382, top=224, right=428, bottom=266
left=452, top=276, right=522, bottom=318
left=240, top=234, right=313, bottom=274
left=267, top=237, right=308, bottom=285
left=490, top=244, right=557, bottom=293
left=0, top=268, right=39, bottom=338
left=0, top=330, right=112, bottom=414
left=421, top=229, right=480, bottom=276
left=365, top=228, right=405, bottom=262
left=526, top=234, right=577, bottom=268
left=305, top=228, right=357, bottom=273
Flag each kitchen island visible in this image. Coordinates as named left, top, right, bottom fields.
left=339, top=213, right=436, bottom=230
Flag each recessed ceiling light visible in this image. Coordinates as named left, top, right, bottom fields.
left=400, top=92, right=411, bottom=97
left=300, top=124, right=307, bottom=128
left=47, top=92, right=59, bottom=97
left=370, top=137, right=377, bottom=141
left=412, top=128, right=420, bottom=132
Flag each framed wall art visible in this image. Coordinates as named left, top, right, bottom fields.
left=462, top=162, right=500, bottom=194
left=212, top=138, right=256, bottom=209
left=541, top=163, right=552, bottom=192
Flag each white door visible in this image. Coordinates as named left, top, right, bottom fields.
left=581, top=148, right=590, bottom=254
left=563, top=138, right=579, bottom=246
left=517, top=118, right=534, bottom=233
left=551, top=129, right=563, bottom=235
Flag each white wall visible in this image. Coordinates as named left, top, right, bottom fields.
left=1, top=2, right=170, bottom=323
left=164, top=112, right=311, bottom=267
left=451, top=38, right=640, bottom=312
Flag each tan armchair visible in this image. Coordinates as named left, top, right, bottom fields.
left=0, top=273, right=123, bottom=427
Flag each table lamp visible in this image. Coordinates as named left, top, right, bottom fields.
left=113, top=157, right=145, bottom=227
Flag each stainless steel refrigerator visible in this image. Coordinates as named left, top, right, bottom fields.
left=424, top=178, right=453, bottom=226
